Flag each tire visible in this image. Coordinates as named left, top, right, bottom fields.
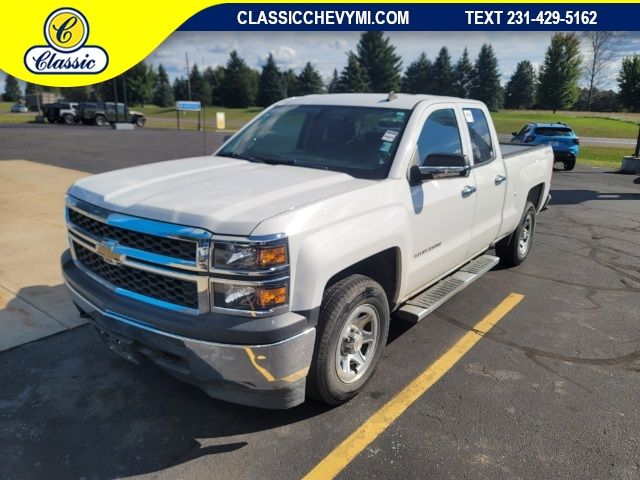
left=307, top=274, right=390, bottom=405
left=63, top=114, right=74, bottom=125
left=95, top=114, right=106, bottom=127
left=564, top=155, right=576, bottom=171
left=495, top=201, right=536, bottom=267
left=134, top=116, right=145, bottom=127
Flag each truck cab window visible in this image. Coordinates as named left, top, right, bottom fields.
left=416, top=109, right=463, bottom=166
left=464, top=108, right=494, bottom=164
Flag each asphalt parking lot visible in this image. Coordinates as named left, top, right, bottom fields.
left=1, top=124, right=639, bottom=479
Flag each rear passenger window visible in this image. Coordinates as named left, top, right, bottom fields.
left=464, top=108, right=494, bottom=164
left=416, top=109, right=463, bottom=166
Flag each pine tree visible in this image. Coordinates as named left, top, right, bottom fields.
left=220, top=51, right=256, bottom=108
left=296, top=62, right=323, bottom=96
left=3, top=74, right=21, bottom=101
left=432, top=47, right=454, bottom=95
left=337, top=52, right=369, bottom=93
left=471, top=44, right=502, bottom=110
left=282, top=69, right=298, bottom=97
left=153, top=64, right=175, bottom=107
left=204, top=66, right=225, bottom=105
left=453, top=49, right=474, bottom=98
left=537, top=33, right=582, bottom=113
left=126, top=62, right=156, bottom=107
left=172, top=78, right=190, bottom=102
left=256, top=54, right=284, bottom=107
left=24, top=83, right=38, bottom=96
left=504, top=60, right=537, bottom=109
left=617, top=54, right=640, bottom=112
left=356, top=31, right=402, bottom=92
left=189, top=64, right=203, bottom=102
left=402, top=53, right=433, bottom=94
left=327, top=69, right=340, bottom=93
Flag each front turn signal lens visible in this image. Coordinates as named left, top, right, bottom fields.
left=257, top=245, right=287, bottom=268
left=257, top=285, right=287, bottom=309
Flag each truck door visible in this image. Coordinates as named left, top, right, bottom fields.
left=406, top=106, right=476, bottom=294
left=461, top=106, right=507, bottom=256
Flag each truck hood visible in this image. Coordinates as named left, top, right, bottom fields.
left=69, top=156, right=373, bottom=235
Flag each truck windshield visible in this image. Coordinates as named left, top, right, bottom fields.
left=217, top=104, right=411, bottom=179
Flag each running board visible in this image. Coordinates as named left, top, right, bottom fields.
left=398, top=254, right=500, bottom=323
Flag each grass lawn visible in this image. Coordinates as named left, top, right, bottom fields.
left=139, top=105, right=262, bottom=130
left=578, top=146, right=630, bottom=169
left=492, top=110, right=640, bottom=139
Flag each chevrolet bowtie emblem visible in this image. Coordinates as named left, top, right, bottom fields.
left=96, top=243, right=123, bottom=264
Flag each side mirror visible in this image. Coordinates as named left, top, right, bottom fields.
left=223, top=134, right=232, bottom=143
left=409, top=154, right=469, bottom=185
left=511, top=131, right=518, bottom=136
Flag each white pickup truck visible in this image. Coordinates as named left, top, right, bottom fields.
left=62, top=93, right=553, bottom=408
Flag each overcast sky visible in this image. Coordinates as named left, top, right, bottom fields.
left=3, top=31, right=640, bottom=93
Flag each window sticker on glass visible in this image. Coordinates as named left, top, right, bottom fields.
left=463, top=109, right=474, bottom=123
left=380, top=141, right=393, bottom=152
left=381, top=130, right=398, bottom=142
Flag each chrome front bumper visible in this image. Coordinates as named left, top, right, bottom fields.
left=66, top=279, right=316, bottom=409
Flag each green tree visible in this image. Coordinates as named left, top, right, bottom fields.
left=296, top=62, right=323, bottom=96
left=204, top=66, right=225, bottom=105
left=60, top=86, right=93, bottom=102
left=402, top=53, right=433, bottom=94
left=504, top=60, right=537, bottom=109
left=618, top=54, right=640, bottom=112
left=220, top=51, right=256, bottom=108
left=153, top=64, right=175, bottom=107
left=337, top=52, right=369, bottom=93
left=172, top=77, right=190, bottom=101
left=537, top=33, right=582, bottom=113
left=3, top=74, right=21, bottom=101
left=356, top=31, right=402, bottom=92
left=256, top=53, right=284, bottom=107
left=453, top=48, right=474, bottom=98
left=327, top=69, right=340, bottom=93
left=189, top=64, right=204, bottom=101
left=126, top=62, right=156, bottom=107
left=281, top=69, right=298, bottom=97
left=471, top=44, right=502, bottom=110
left=24, top=82, right=38, bottom=96
left=432, top=47, right=454, bottom=95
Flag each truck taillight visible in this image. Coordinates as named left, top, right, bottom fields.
left=524, top=135, right=535, bottom=143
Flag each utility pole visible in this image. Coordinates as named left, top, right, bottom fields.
left=186, top=52, right=192, bottom=101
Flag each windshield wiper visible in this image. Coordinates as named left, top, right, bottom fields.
left=218, top=151, right=268, bottom=163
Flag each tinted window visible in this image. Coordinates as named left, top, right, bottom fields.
left=219, top=105, right=410, bottom=180
left=534, top=127, right=573, bottom=137
left=463, top=108, right=494, bottom=164
left=416, top=109, right=463, bottom=166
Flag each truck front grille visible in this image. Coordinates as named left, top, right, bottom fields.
left=73, top=241, right=199, bottom=309
left=68, top=208, right=196, bottom=261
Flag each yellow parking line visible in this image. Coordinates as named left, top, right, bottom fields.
left=303, top=292, right=525, bottom=480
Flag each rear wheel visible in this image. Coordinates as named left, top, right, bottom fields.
left=95, top=114, right=106, bottom=127
left=63, top=113, right=74, bottom=125
left=307, top=274, right=390, bottom=405
left=564, top=155, right=576, bottom=171
left=496, top=201, right=536, bottom=267
left=134, top=116, right=145, bottom=127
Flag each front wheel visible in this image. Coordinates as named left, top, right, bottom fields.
left=94, top=114, right=106, bottom=127
left=63, top=113, right=75, bottom=125
left=495, top=201, right=536, bottom=267
left=307, top=274, right=390, bottom=405
left=134, top=116, right=145, bottom=127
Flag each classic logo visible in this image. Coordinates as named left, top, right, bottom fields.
left=95, top=243, right=124, bottom=265
left=24, top=8, right=108, bottom=74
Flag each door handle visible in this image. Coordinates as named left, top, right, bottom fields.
left=495, top=175, right=507, bottom=185
left=461, top=185, right=476, bottom=198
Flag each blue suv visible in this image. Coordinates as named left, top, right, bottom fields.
left=511, top=122, right=580, bottom=171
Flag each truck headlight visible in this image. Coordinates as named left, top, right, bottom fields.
left=212, top=239, right=287, bottom=271
left=213, top=283, right=288, bottom=311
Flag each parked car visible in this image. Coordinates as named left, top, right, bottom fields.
left=10, top=103, right=29, bottom=113
left=42, top=102, right=78, bottom=124
left=77, top=102, right=145, bottom=127
left=62, top=94, right=553, bottom=409
left=511, top=122, right=580, bottom=171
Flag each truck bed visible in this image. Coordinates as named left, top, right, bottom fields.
left=500, top=143, right=548, bottom=159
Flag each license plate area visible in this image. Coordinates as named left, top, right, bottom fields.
left=97, top=329, right=143, bottom=365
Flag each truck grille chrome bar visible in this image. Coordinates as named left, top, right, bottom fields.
left=66, top=195, right=212, bottom=314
